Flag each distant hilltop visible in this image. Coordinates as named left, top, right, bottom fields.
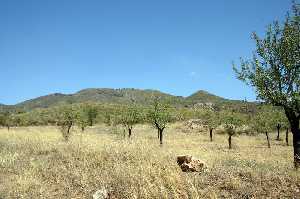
left=0, top=88, right=255, bottom=111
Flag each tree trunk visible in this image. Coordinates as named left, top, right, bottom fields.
left=276, top=124, right=281, bottom=140
left=291, top=123, right=300, bottom=169
left=68, top=125, right=71, bottom=134
left=64, top=124, right=72, bottom=142
left=265, top=131, right=270, bottom=148
left=209, top=128, right=213, bottom=142
left=90, top=120, right=93, bottom=126
left=228, top=135, right=232, bottom=149
left=284, top=108, right=300, bottom=169
left=7, top=125, right=10, bottom=131
left=128, top=128, right=132, bottom=138
left=286, top=128, right=289, bottom=146
left=159, top=128, right=163, bottom=145
left=81, top=126, right=85, bottom=132
left=157, top=129, right=160, bottom=139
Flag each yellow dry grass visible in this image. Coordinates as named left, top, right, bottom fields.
left=0, top=123, right=299, bottom=198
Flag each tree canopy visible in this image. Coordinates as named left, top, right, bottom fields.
left=233, top=2, right=300, bottom=167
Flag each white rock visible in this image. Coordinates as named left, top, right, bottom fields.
left=93, top=187, right=108, bottom=199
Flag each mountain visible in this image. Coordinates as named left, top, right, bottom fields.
left=0, top=104, right=13, bottom=112
left=15, top=93, right=71, bottom=110
left=12, top=88, right=184, bottom=111
left=71, top=88, right=183, bottom=105
left=3, top=88, right=250, bottom=111
left=185, top=90, right=228, bottom=104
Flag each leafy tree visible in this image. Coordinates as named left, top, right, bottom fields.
left=56, top=106, right=76, bottom=141
left=13, top=114, right=29, bottom=127
left=103, top=111, right=114, bottom=126
left=0, top=112, right=12, bottom=131
left=272, top=108, right=289, bottom=140
left=196, top=109, right=220, bottom=142
left=84, top=105, right=98, bottom=126
left=76, top=106, right=89, bottom=132
left=0, top=113, right=5, bottom=128
left=233, top=2, right=300, bottom=168
left=251, top=106, right=276, bottom=148
left=118, top=105, right=141, bottom=138
left=221, top=111, right=244, bottom=149
left=148, top=98, right=172, bottom=145
left=176, top=108, right=195, bottom=121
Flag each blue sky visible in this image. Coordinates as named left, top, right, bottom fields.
left=0, top=0, right=292, bottom=105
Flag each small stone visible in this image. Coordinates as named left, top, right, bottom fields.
left=93, top=187, right=108, bottom=199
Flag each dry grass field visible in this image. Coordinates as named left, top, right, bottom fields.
left=0, top=123, right=300, bottom=198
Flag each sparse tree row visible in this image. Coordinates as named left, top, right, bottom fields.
left=0, top=100, right=292, bottom=145
left=0, top=90, right=298, bottom=168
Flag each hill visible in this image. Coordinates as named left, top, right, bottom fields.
left=11, top=88, right=183, bottom=111
left=185, top=90, right=228, bottom=104
left=2, top=88, right=253, bottom=111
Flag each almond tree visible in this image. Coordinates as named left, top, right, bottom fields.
left=0, top=112, right=12, bottom=131
left=196, top=109, right=220, bottom=142
left=148, top=98, right=172, bottom=145
left=222, top=111, right=244, bottom=149
left=233, top=2, right=300, bottom=168
left=76, top=105, right=89, bottom=132
left=85, top=105, right=98, bottom=126
left=118, top=105, right=141, bottom=138
left=272, top=107, right=288, bottom=140
left=56, top=106, right=76, bottom=141
left=205, top=110, right=220, bottom=142
left=251, top=106, right=275, bottom=148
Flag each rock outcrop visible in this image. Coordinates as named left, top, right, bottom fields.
left=177, top=155, right=207, bottom=172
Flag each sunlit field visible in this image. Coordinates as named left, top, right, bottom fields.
left=0, top=124, right=299, bottom=199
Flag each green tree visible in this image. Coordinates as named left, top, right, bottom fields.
left=251, top=106, right=276, bottom=148
left=103, top=111, right=114, bottom=126
left=118, top=105, right=141, bottom=138
left=76, top=106, right=89, bottom=132
left=272, top=108, right=288, bottom=141
left=233, top=2, right=300, bottom=168
left=196, top=109, right=220, bottom=142
left=0, top=113, right=5, bottom=129
left=0, top=112, right=12, bottom=131
left=85, top=105, right=98, bottom=126
left=56, top=106, right=76, bottom=141
left=148, top=98, right=172, bottom=145
left=221, top=111, right=244, bottom=149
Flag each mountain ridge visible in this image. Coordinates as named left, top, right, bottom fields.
left=0, top=88, right=250, bottom=111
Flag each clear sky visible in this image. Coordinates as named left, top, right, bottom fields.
left=0, top=0, right=292, bottom=105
